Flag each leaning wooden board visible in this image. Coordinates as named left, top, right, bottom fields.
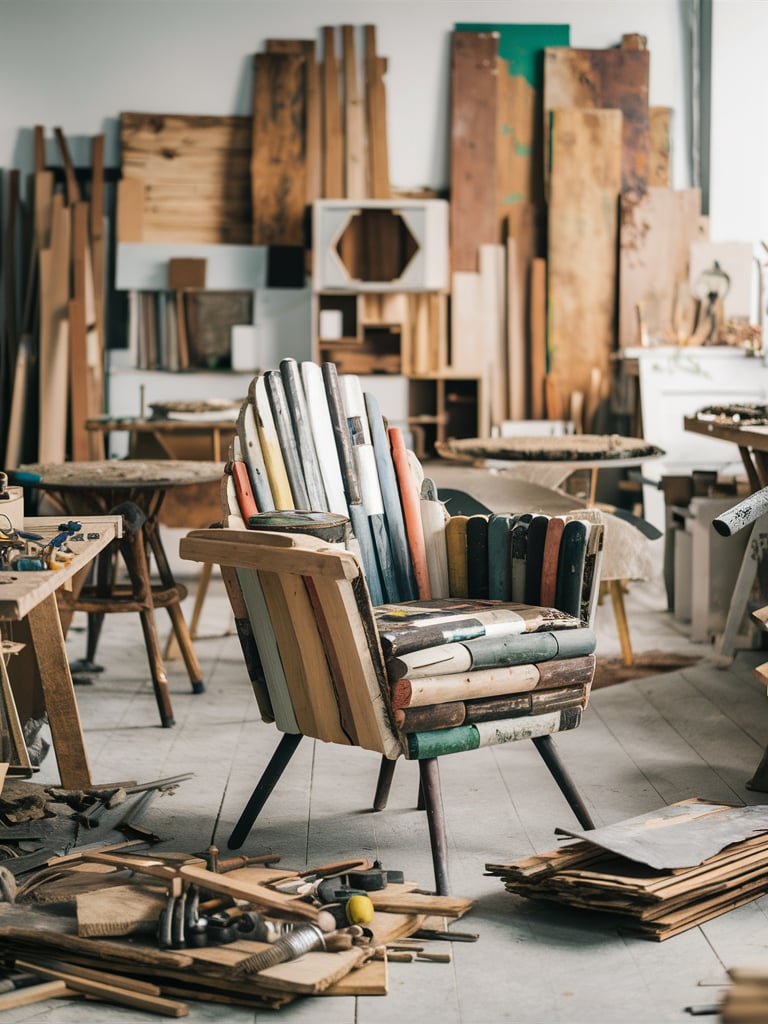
left=251, top=52, right=307, bottom=246
left=546, top=108, right=622, bottom=410
left=543, top=44, right=650, bottom=199
left=618, top=187, right=707, bottom=348
left=449, top=31, right=499, bottom=274
left=120, top=112, right=251, bottom=244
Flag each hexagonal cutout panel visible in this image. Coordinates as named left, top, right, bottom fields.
left=335, top=208, right=419, bottom=283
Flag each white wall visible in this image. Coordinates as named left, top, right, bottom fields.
left=710, top=0, right=768, bottom=243
left=0, top=0, right=691, bottom=193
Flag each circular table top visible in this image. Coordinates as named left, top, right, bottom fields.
left=19, top=460, right=225, bottom=489
left=436, top=434, right=665, bottom=464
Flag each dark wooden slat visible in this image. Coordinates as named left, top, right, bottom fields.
left=251, top=53, right=307, bottom=246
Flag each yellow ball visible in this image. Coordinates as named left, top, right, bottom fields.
left=345, top=894, right=375, bottom=925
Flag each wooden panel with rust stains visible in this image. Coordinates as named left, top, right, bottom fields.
left=251, top=53, right=307, bottom=246
left=543, top=46, right=650, bottom=199
left=547, top=109, right=622, bottom=410
left=449, top=31, right=499, bottom=273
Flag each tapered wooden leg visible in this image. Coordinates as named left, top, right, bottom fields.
left=26, top=595, right=91, bottom=788
left=608, top=579, right=633, bottom=667
left=145, top=518, right=204, bottom=693
left=373, top=756, right=397, bottom=811
left=532, top=734, right=595, bottom=830
left=119, top=519, right=175, bottom=728
left=418, top=757, right=450, bottom=895
left=228, top=732, right=303, bottom=850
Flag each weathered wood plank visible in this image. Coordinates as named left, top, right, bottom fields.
left=251, top=53, right=307, bottom=246
left=618, top=187, right=706, bottom=348
left=547, top=108, right=622, bottom=411
left=321, top=27, right=344, bottom=198
left=543, top=45, right=650, bottom=200
left=449, top=31, right=499, bottom=273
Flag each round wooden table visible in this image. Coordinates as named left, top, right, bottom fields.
left=18, top=460, right=224, bottom=728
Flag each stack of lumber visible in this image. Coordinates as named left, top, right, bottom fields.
left=0, top=847, right=473, bottom=1014
left=448, top=26, right=709, bottom=433
left=2, top=127, right=106, bottom=470
left=486, top=799, right=768, bottom=941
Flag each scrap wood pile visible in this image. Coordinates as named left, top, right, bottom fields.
left=485, top=799, right=768, bottom=941
left=0, top=844, right=473, bottom=1016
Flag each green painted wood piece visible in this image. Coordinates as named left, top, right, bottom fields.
left=454, top=23, right=570, bottom=87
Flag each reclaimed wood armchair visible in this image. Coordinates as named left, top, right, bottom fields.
left=179, top=360, right=604, bottom=894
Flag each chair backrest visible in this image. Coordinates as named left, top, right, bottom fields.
left=223, top=358, right=604, bottom=624
left=180, top=359, right=606, bottom=759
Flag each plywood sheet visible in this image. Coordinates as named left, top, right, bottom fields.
left=121, top=113, right=251, bottom=244
left=543, top=46, right=650, bottom=199
left=618, top=187, right=705, bottom=347
left=547, top=108, right=622, bottom=409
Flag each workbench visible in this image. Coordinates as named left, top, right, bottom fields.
left=683, top=414, right=768, bottom=662
left=0, top=515, right=122, bottom=789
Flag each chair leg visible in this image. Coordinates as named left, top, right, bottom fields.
left=418, top=758, right=450, bottom=896
left=532, top=734, right=595, bottom=830
left=373, top=756, right=397, bottom=811
left=228, top=732, right=303, bottom=850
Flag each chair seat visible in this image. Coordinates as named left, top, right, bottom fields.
left=373, top=597, right=597, bottom=758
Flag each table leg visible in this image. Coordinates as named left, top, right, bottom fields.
left=118, top=518, right=177, bottom=728
left=144, top=518, right=204, bottom=694
left=26, top=594, right=92, bottom=789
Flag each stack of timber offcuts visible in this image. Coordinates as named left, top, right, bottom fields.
left=486, top=799, right=768, bottom=940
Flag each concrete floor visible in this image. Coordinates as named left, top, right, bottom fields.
left=2, top=524, right=768, bottom=1022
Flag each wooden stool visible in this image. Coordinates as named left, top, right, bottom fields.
left=19, top=459, right=223, bottom=728
left=71, top=501, right=202, bottom=727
